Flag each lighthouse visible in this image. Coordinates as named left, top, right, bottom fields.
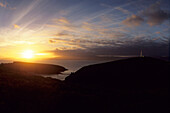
left=140, top=50, right=144, bottom=57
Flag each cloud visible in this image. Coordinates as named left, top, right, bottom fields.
left=100, top=14, right=114, bottom=24
left=123, top=2, right=170, bottom=27
left=142, top=2, right=170, bottom=26
left=122, top=15, right=144, bottom=27
left=54, top=17, right=70, bottom=24
left=47, top=17, right=78, bottom=33
left=58, top=10, right=70, bottom=16
left=49, top=39, right=56, bottom=43
left=115, top=7, right=130, bottom=14
left=0, top=2, right=7, bottom=8
left=54, top=32, right=74, bottom=37
left=13, top=24, right=20, bottom=29
left=48, top=48, right=94, bottom=60
left=48, top=32, right=169, bottom=60
left=11, top=0, right=41, bottom=24
left=48, top=35, right=127, bottom=50
left=47, top=17, right=127, bottom=41
left=82, top=22, right=94, bottom=31
left=0, top=1, right=16, bottom=9
left=155, top=31, right=161, bottom=34
left=47, top=40, right=169, bottom=60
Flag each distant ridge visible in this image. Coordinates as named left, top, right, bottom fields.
left=0, top=61, right=67, bottom=74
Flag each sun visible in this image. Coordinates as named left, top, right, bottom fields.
left=22, top=50, right=34, bottom=59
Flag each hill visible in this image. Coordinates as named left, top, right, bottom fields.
left=64, top=57, right=169, bottom=113
left=0, top=71, right=66, bottom=113
left=65, top=57, right=169, bottom=88
left=0, top=61, right=67, bottom=75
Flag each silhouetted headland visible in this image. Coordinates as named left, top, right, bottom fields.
left=0, top=57, right=169, bottom=113
left=65, top=57, right=169, bottom=89
left=0, top=61, right=67, bottom=75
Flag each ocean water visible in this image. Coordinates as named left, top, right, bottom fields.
left=0, top=59, right=113, bottom=80
left=35, top=59, right=113, bottom=80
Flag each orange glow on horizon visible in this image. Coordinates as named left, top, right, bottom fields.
left=0, top=44, right=61, bottom=61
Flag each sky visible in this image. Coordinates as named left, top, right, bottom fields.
left=0, top=0, right=169, bottom=61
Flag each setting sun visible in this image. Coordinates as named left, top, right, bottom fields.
left=22, top=50, right=34, bottom=59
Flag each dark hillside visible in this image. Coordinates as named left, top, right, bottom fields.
left=65, top=57, right=169, bottom=89
left=0, top=71, right=65, bottom=113
left=63, top=57, right=169, bottom=113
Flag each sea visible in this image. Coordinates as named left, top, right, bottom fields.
left=0, top=59, right=113, bottom=80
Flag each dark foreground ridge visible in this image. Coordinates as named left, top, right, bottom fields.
left=0, top=61, right=67, bottom=74
left=0, top=57, right=169, bottom=113
left=65, top=57, right=169, bottom=88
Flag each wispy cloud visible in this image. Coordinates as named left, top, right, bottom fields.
left=54, top=17, right=70, bottom=24
left=115, top=7, right=131, bottom=14
left=0, top=2, right=7, bottom=8
left=11, top=0, right=42, bottom=24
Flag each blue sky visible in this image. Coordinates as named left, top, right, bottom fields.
left=0, top=0, right=169, bottom=60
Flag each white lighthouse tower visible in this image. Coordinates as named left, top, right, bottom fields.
left=140, top=50, right=144, bottom=57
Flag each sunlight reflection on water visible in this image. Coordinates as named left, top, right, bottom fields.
left=40, top=70, right=72, bottom=81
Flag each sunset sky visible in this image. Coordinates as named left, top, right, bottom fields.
left=0, top=0, right=169, bottom=61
